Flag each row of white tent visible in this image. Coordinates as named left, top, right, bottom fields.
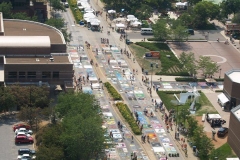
left=77, top=0, right=100, bottom=26
left=127, top=15, right=142, bottom=27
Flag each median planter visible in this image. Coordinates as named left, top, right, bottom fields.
left=116, top=103, right=142, bottom=135
left=104, top=82, right=123, bottom=101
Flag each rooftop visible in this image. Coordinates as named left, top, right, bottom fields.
left=3, top=20, right=64, bottom=44
left=0, top=36, right=50, bottom=47
left=226, top=69, right=240, bottom=84
left=5, top=55, right=71, bottom=64
left=231, top=105, right=240, bottom=122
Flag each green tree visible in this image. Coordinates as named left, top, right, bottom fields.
left=193, top=1, right=220, bottom=28
left=51, top=0, right=65, bottom=12
left=45, top=18, right=65, bottom=30
left=11, top=12, right=38, bottom=21
left=232, top=12, right=240, bottom=23
left=220, top=0, right=240, bottom=17
left=178, top=108, right=190, bottom=125
left=61, top=28, right=72, bottom=43
left=135, top=4, right=152, bottom=20
left=152, top=19, right=170, bottom=40
left=0, top=2, right=12, bottom=18
left=179, top=52, right=197, bottom=76
left=36, top=145, right=64, bottom=160
left=197, top=56, right=220, bottom=77
left=178, top=13, right=194, bottom=28
left=38, top=92, right=106, bottom=160
left=171, top=25, right=188, bottom=41
left=186, top=116, right=198, bottom=137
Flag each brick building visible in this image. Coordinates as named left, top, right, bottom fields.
left=228, top=105, right=240, bottom=158
left=0, top=12, right=73, bottom=87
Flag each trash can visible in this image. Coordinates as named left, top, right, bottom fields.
left=193, top=146, right=196, bottom=152
left=145, top=71, right=148, bottom=75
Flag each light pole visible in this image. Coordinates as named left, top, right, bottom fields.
left=150, top=63, right=154, bottom=89
left=175, top=105, right=179, bottom=139
left=219, top=68, right=222, bottom=79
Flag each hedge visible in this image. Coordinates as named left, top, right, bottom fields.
left=68, top=0, right=83, bottom=22
left=104, top=82, right=123, bottom=100
left=157, top=72, right=189, bottom=76
left=175, top=77, right=224, bottom=82
left=116, top=103, right=142, bottom=135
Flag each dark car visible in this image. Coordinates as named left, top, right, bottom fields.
left=217, top=127, right=228, bottom=137
left=18, top=148, right=36, bottom=155
left=186, top=29, right=194, bottom=35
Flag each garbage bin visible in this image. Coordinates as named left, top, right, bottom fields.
left=145, top=71, right=148, bottom=75
left=193, top=146, right=196, bottom=152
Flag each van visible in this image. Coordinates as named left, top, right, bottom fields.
left=141, top=28, right=153, bottom=35
left=64, top=2, right=69, bottom=8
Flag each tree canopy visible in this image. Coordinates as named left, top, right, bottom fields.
left=179, top=52, right=197, bottom=76
left=220, top=0, right=240, bottom=17
left=152, top=19, right=170, bottom=40
left=36, top=92, right=106, bottom=160
left=197, top=56, right=220, bottom=77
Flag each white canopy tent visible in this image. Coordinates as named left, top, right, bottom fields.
left=218, top=93, right=229, bottom=105
left=108, top=10, right=116, bottom=14
left=115, top=23, right=125, bottom=29
left=77, top=0, right=88, bottom=5
left=175, top=2, right=188, bottom=8
left=84, top=13, right=96, bottom=21
left=127, top=15, right=135, bottom=19
left=84, top=7, right=95, bottom=13
left=80, top=2, right=91, bottom=9
left=208, top=114, right=221, bottom=119
left=89, top=18, right=100, bottom=25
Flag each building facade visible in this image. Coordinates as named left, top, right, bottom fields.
left=228, top=105, right=240, bottom=158
left=0, top=13, right=73, bottom=86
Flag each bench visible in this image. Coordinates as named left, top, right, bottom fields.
left=202, top=114, right=206, bottom=122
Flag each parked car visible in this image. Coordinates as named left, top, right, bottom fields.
left=16, top=132, right=31, bottom=137
left=15, top=135, right=34, bottom=144
left=15, top=128, right=33, bottom=135
left=13, top=124, right=31, bottom=132
left=18, top=153, right=35, bottom=160
left=18, top=148, right=36, bottom=155
left=217, top=127, right=228, bottom=137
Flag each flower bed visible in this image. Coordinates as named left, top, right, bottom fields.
left=116, top=103, right=141, bottom=135
left=104, top=82, right=123, bottom=100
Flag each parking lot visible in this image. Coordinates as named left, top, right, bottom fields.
left=0, top=116, right=34, bottom=160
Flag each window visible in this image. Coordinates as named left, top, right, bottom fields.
left=19, top=72, right=26, bottom=79
left=8, top=72, right=17, bottom=78
left=42, top=72, right=51, bottom=78
left=27, top=72, right=36, bottom=79
left=53, top=71, right=59, bottom=79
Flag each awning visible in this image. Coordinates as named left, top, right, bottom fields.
left=218, top=93, right=229, bottom=104
left=208, top=114, right=221, bottom=119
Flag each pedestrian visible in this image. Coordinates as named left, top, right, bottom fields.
left=136, top=69, right=138, bottom=75
left=166, top=124, right=169, bottom=132
left=147, top=135, right=150, bottom=143
left=169, top=122, right=173, bottom=131
left=122, top=132, right=125, bottom=140
left=143, top=135, right=146, bottom=143
left=131, top=135, right=134, bottom=143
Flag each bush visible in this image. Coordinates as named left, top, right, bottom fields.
left=68, top=0, right=83, bottom=22
left=104, top=82, right=123, bottom=100
left=157, top=72, right=189, bottom=76
left=215, top=90, right=223, bottom=92
left=147, top=38, right=165, bottom=41
left=116, top=103, right=142, bottom=135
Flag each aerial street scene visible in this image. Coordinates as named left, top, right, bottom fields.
left=0, top=0, right=240, bottom=159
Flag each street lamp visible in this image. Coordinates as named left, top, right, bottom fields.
left=150, top=62, right=154, bottom=89
left=175, top=105, right=179, bottom=140
left=219, top=68, right=222, bottom=79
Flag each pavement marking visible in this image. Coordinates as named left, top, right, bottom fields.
left=202, top=55, right=227, bottom=63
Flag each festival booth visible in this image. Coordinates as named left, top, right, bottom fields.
left=108, top=10, right=116, bottom=19
left=130, top=21, right=142, bottom=28
left=84, top=7, right=95, bottom=14
left=175, top=2, right=188, bottom=9
left=115, top=23, right=125, bottom=33
left=89, top=18, right=100, bottom=31
left=78, top=1, right=90, bottom=10
left=217, top=93, right=229, bottom=107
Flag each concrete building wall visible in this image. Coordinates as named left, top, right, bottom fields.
left=228, top=112, right=240, bottom=158
left=0, top=47, right=50, bottom=55
left=223, top=74, right=233, bottom=97
left=4, top=63, right=73, bottom=85
left=51, top=44, right=67, bottom=53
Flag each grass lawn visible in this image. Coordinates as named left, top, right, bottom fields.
left=128, top=44, right=161, bottom=74
left=129, top=42, right=189, bottom=76
left=157, top=91, right=218, bottom=116
left=211, top=143, right=237, bottom=159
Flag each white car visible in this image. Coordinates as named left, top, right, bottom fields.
left=16, top=132, right=31, bottom=137
left=15, top=128, right=33, bottom=135
left=18, top=153, right=36, bottom=160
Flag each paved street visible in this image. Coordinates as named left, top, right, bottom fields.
left=0, top=116, right=34, bottom=160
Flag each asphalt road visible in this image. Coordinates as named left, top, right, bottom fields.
left=0, top=116, right=34, bottom=160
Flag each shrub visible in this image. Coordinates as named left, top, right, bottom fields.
left=116, top=103, right=142, bottom=135
left=67, top=0, right=83, bottom=22
left=104, top=82, right=123, bottom=100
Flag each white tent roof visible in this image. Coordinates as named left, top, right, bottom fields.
left=127, top=15, right=135, bottom=19
left=115, top=23, right=125, bottom=28
left=81, top=2, right=90, bottom=8
left=208, top=114, right=221, bottom=119
left=85, top=7, right=95, bottom=13
left=176, top=2, right=188, bottom=6
left=218, top=93, right=229, bottom=104
left=89, top=18, right=100, bottom=25
left=84, top=13, right=96, bottom=20
left=132, top=21, right=142, bottom=25
left=108, top=10, right=116, bottom=13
